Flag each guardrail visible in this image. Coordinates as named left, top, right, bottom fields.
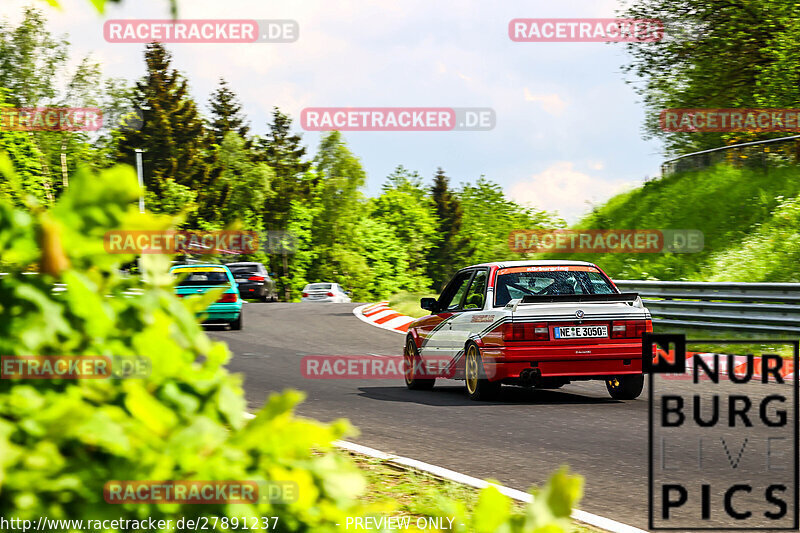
left=614, top=280, right=800, bottom=333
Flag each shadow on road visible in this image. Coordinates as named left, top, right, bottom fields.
left=356, top=385, right=621, bottom=406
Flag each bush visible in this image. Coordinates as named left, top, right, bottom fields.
left=0, top=157, right=583, bottom=531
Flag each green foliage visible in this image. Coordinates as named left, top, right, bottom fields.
left=620, top=0, right=800, bottom=154
left=197, top=132, right=273, bottom=232
left=548, top=164, right=800, bottom=281
left=0, top=156, right=586, bottom=532
left=459, top=177, right=564, bottom=266
left=208, top=79, right=250, bottom=147
left=0, top=159, right=367, bottom=529
left=427, top=168, right=471, bottom=290
left=253, top=108, right=313, bottom=231
left=371, top=167, right=439, bottom=292
left=116, top=43, right=208, bottom=202
left=708, top=196, right=800, bottom=282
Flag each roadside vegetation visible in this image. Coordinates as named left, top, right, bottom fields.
left=0, top=157, right=585, bottom=532
left=542, top=164, right=800, bottom=283
left=349, top=453, right=600, bottom=533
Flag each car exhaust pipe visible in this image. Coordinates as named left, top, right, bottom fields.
left=520, top=368, right=541, bottom=387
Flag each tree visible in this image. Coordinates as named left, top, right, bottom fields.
left=116, top=42, right=208, bottom=212
left=0, top=8, right=103, bottom=203
left=310, top=131, right=367, bottom=286
left=207, top=79, right=250, bottom=146
left=0, top=7, right=66, bottom=109
left=196, top=132, right=272, bottom=231
left=620, top=0, right=800, bottom=155
left=459, top=177, right=564, bottom=265
left=253, top=108, right=312, bottom=230
left=426, top=168, right=471, bottom=290
left=0, top=90, right=46, bottom=205
left=370, top=166, right=438, bottom=291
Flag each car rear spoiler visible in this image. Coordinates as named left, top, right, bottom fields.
left=506, top=292, right=642, bottom=312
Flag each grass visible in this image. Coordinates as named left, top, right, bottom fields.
left=346, top=452, right=602, bottom=533
left=388, top=291, right=438, bottom=319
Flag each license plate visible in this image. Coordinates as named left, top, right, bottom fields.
left=554, top=326, right=608, bottom=339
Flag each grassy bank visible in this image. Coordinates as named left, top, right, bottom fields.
left=388, top=291, right=437, bottom=319
left=540, top=164, right=800, bottom=282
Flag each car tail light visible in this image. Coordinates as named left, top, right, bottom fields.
left=248, top=275, right=265, bottom=281
left=302, top=292, right=309, bottom=297
left=217, top=293, right=238, bottom=303
left=327, top=292, right=335, bottom=297
left=503, top=322, right=549, bottom=341
left=611, top=320, right=647, bottom=339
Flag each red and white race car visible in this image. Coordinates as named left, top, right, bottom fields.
left=404, top=261, right=652, bottom=400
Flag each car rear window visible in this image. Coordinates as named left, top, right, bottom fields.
left=229, top=266, right=259, bottom=275
left=307, top=283, right=332, bottom=290
left=494, top=266, right=615, bottom=307
left=173, top=268, right=231, bottom=286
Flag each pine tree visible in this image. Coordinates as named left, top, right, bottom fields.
left=208, top=78, right=250, bottom=146
left=253, top=108, right=312, bottom=229
left=426, top=168, right=471, bottom=290
left=116, top=42, right=208, bottom=205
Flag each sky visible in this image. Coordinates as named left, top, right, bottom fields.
left=0, top=0, right=665, bottom=223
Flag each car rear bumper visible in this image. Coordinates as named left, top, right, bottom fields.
left=199, top=302, right=242, bottom=322
left=480, top=340, right=643, bottom=380
left=236, top=282, right=265, bottom=296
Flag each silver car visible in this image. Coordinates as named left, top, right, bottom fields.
left=301, top=282, right=351, bottom=303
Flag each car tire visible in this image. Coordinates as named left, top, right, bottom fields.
left=230, top=313, right=243, bottom=331
left=404, top=337, right=435, bottom=390
left=260, top=289, right=269, bottom=303
left=606, top=375, right=644, bottom=400
left=465, top=342, right=501, bottom=401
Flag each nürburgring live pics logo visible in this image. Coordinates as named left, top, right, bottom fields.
left=646, top=333, right=799, bottom=530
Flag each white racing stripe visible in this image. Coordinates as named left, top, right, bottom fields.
left=241, top=411, right=644, bottom=533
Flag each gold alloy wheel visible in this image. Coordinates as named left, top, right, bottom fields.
left=404, top=339, right=415, bottom=385
left=607, top=377, right=620, bottom=389
left=466, top=345, right=479, bottom=394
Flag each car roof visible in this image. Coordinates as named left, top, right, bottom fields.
left=225, top=262, right=261, bottom=266
left=464, top=260, right=597, bottom=269
left=170, top=263, right=230, bottom=269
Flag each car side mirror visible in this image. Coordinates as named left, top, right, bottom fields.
left=420, top=298, right=438, bottom=312
left=270, top=272, right=276, bottom=277
left=346, top=290, right=352, bottom=295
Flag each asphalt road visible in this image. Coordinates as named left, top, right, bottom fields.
left=209, top=302, right=797, bottom=530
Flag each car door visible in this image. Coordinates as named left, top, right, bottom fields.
left=418, top=270, right=475, bottom=364
left=447, top=269, right=489, bottom=360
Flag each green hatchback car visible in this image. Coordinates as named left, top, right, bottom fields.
left=170, top=263, right=243, bottom=330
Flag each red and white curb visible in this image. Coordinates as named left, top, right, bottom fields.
left=242, top=411, right=642, bottom=533
left=353, top=301, right=414, bottom=334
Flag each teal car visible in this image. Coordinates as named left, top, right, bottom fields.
left=170, top=264, right=243, bottom=330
